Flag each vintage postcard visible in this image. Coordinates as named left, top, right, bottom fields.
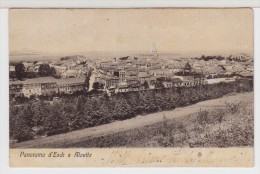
left=9, top=8, right=254, bottom=167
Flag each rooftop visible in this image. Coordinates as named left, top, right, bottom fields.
left=10, top=77, right=57, bottom=85
left=56, top=78, right=85, bottom=85
left=138, top=72, right=150, bottom=78
left=10, top=77, right=85, bottom=85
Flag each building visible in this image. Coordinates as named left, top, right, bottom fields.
left=115, top=83, right=129, bottom=93
left=57, top=78, right=85, bottom=94
left=9, top=77, right=85, bottom=97
left=21, top=81, right=42, bottom=97
left=128, top=82, right=142, bottom=92
left=193, top=75, right=206, bottom=86
left=41, top=82, right=58, bottom=95
left=27, top=65, right=40, bottom=73
left=126, top=76, right=139, bottom=85
left=174, top=75, right=194, bottom=87
left=172, top=78, right=183, bottom=87
left=138, top=72, right=150, bottom=83
left=61, top=69, right=86, bottom=78
left=101, top=76, right=120, bottom=89
left=54, top=65, right=67, bottom=74
left=119, top=70, right=126, bottom=83
left=238, top=72, right=253, bottom=79
left=9, top=83, right=23, bottom=96
left=16, top=77, right=58, bottom=97
left=9, top=66, right=15, bottom=72
left=162, top=81, right=173, bottom=88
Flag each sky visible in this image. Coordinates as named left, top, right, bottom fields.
left=9, top=9, right=253, bottom=55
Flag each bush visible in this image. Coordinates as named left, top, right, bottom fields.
left=225, top=102, right=241, bottom=114
left=197, top=109, right=209, bottom=125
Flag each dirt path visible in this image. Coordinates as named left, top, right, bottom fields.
left=12, top=92, right=253, bottom=148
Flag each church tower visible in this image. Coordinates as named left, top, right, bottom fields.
left=151, top=43, right=158, bottom=59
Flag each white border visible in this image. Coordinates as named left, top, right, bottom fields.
left=0, top=0, right=260, bottom=8
left=1, top=8, right=260, bottom=174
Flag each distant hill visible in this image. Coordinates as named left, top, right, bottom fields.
left=9, top=50, right=253, bottom=63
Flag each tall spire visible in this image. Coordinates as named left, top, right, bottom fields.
left=152, top=43, right=158, bottom=58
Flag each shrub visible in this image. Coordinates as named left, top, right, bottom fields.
left=225, top=102, right=241, bottom=114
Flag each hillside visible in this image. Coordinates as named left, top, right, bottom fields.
left=11, top=92, right=253, bottom=148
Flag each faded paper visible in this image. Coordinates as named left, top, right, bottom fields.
left=9, top=8, right=254, bottom=167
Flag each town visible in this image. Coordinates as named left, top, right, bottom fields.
left=9, top=45, right=253, bottom=98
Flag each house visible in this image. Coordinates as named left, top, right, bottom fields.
left=138, top=67, right=147, bottom=72
left=9, top=83, right=23, bottom=96
left=9, top=66, right=15, bottom=72
left=54, top=65, right=67, bottom=74
left=125, top=66, right=138, bottom=76
left=149, top=76, right=158, bottom=89
left=136, top=59, right=147, bottom=67
left=162, top=81, right=173, bottom=88
left=100, top=61, right=113, bottom=67
left=115, top=83, right=129, bottom=93
left=94, top=73, right=102, bottom=83
left=128, top=82, right=141, bottom=92
left=152, top=69, right=166, bottom=76
left=174, top=75, right=194, bottom=87
left=126, top=76, right=139, bottom=85
left=105, top=85, right=117, bottom=95
left=101, top=76, right=120, bottom=89
left=203, top=66, right=226, bottom=78
left=193, top=75, right=206, bottom=86
left=62, top=69, right=78, bottom=78
left=238, top=72, right=253, bottom=79
left=148, top=66, right=161, bottom=75
left=22, top=62, right=34, bottom=69
left=119, top=71, right=126, bottom=82
left=138, top=72, right=150, bottom=83
left=172, top=78, right=182, bottom=87
left=27, top=65, right=40, bottom=73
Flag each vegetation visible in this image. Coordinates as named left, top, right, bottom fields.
left=11, top=63, right=56, bottom=79
left=38, top=64, right=56, bottom=77
left=10, top=79, right=253, bottom=143
left=60, top=100, right=253, bottom=148
left=15, top=63, right=26, bottom=80
left=84, top=67, right=94, bottom=90
left=194, top=55, right=249, bottom=62
left=92, top=82, right=104, bottom=90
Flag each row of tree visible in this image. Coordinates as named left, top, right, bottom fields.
left=12, top=63, right=56, bottom=80
left=194, top=55, right=250, bottom=62
left=10, top=79, right=253, bottom=142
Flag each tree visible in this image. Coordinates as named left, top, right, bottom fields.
left=92, top=82, right=103, bottom=90
left=11, top=105, right=34, bottom=142
left=38, top=64, right=53, bottom=77
left=155, top=81, right=164, bottom=89
left=85, top=68, right=93, bottom=90
left=15, top=63, right=25, bottom=80
left=50, top=67, right=56, bottom=75
left=144, top=80, right=149, bottom=89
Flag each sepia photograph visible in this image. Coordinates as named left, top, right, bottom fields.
left=8, top=8, right=254, bottom=167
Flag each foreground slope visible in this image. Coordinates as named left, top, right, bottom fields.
left=12, top=92, right=253, bottom=148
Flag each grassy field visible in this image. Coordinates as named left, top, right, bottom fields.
left=12, top=92, right=253, bottom=148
